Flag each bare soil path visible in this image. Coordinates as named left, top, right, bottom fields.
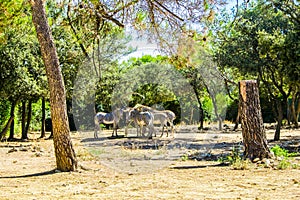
left=0, top=126, right=299, bottom=199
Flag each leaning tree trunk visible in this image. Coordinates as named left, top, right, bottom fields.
left=239, top=80, right=271, bottom=161
left=0, top=116, right=14, bottom=141
left=30, top=0, right=77, bottom=171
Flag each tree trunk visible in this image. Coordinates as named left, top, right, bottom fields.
left=0, top=116, right=14, bottom=140
left=296, top=93, right=300, bottom=127
left=30, top=0, right=77, bottom=171
left=21, top=101, right=27, bottom=139
left=199, top=102, right=204, bottom=130
left=211, top=94, right=222, bottom=131
left=290, top=92, right=299, bottom=128
left=274, top=99, right=283, bottom=141
left=8, top=100, right=17, bottom=141
left=239, top=80, right=271, bottom=161
left=23, top=100, right=32, bottom=140
left=192, top=86, right=204, bottom=130
left=233, top=101, right=240, bottom=131
left=40, top=97, right=46, bottom=138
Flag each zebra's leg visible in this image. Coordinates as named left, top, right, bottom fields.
left=141, top=125, right=146, bottom=137
left=160, top=124, right=165, bottom=137
left=112, top=122, right=118, bottom=137
left=94, top=121, right=100, bottom=139
left=147, top=124, right=154, bottom=139
left=136, top=124, right=140, bottom=137
left=170, top=121, right=175, bottom=137
left=165, top=124, right=169, bottom=137
left=125, top=124, right=128, bottom=137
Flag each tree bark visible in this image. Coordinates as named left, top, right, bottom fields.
left=192, top=85, right=204, bottom=130
left=22, top=100, right=32, bottom=140
left=40, top=97, right=46, bottom=138
left=233, top=101, right=240, bottom=131
left=30, top=0, right=77, bottom=171
left=8, top=100, right=17, bottom=141
left=239, top=80, right=271, bottom=161
left=274, top=99, right=283, bottom=141
left=0, top=116, right=14, bottom=140
left=21, top=101, right=26, bottom=139
left=296, top=93, right=300, bottom=127
left=290, top=92, right=299, bottom=128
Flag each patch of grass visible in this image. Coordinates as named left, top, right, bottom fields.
left=181, top=154, right=189, bottom=161
left=232, top=159, right=251, bottom=170
left=88, top=148, right=107, bottom=156
left=76, top=148, right=95, bottom=161
left=218, top=144, right=243, bottom=164
left=277, top=159, right=291, bottom=170
left=292, top=163, right=300, bottom=169
left=217, top=144, right=252, bottom=170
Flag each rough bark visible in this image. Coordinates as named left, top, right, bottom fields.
left=40, top=97, right=46, bottom=138
left=239, top=80, right=271, bottom=161
left=30, top=0, right=77, bottom=171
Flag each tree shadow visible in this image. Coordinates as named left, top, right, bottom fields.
left=0, top=169, right=57, bottom=179
left=171, top=162, right=230, bottom=170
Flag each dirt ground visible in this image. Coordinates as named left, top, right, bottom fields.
left=0, top=125, right=299, bottom=200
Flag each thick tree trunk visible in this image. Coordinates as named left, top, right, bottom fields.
left=40, top=97, right=46, bottom=138
left=239, top=80, right=271, bottom=161
left=30, top=0, right=77, bottom=171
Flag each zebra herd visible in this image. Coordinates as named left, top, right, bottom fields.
left=94, top=105, right=176, bottom=139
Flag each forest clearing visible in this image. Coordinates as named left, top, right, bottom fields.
left=1, top=125, right=299, bottom=200
left=1, top=0, right=300, bottom=199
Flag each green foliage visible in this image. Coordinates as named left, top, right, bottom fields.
left=30, top=99, right=51, bottom=131
left=271, top=145, right=299, bottom=158
left=212, top=0, right=300, bottom=127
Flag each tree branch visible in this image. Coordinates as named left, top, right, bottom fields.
left=152, top=0, right=184, bottom=22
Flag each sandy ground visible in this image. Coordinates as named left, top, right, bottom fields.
left=0, top=125, right=299, bottom=200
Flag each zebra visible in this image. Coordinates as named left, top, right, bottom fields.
left=136, top=105, right=176, bottom=137
left=94, top=108, right=123, bottom=138
left=128, top=108, right=155, bottom=138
